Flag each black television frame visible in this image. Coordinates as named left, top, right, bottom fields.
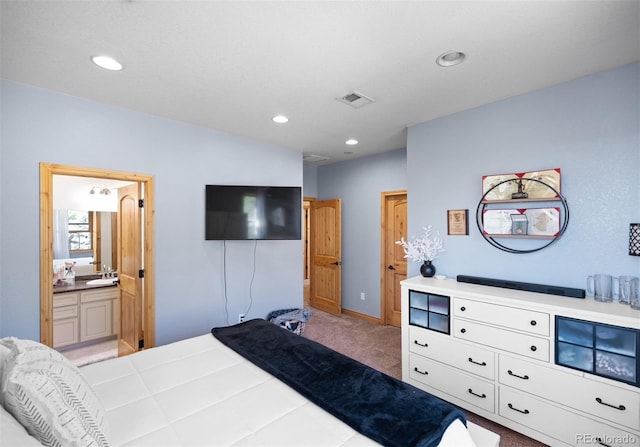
left=205, top=185, right=302, bottom=241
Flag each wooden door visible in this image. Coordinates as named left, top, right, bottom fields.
left=117, top=183, right=142, bottom=356
left=311, top=199, right=342, bottom=316
left=381, top=191, right=407, bottom=327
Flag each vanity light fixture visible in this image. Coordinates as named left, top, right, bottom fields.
left=436, top=50, right=466, bottom=67
left=89, top=187, right=112, bottom=196
left=345, top=139, right=358, bottom=146
left=272, top=115, right=289, bottom=124
left=91, top=55, right=123, bottom=71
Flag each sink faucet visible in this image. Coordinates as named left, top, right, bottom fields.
left=102, top=265, right=117, bottom=279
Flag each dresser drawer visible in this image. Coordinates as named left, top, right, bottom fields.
left=410, top=326, right=495, bottom=380
left=53, top=305, right=78, bottom=320
left=453, top=319, right=549, bottom=362
left=453, top=297, right=549, bottom=336
left=409, top=354, right=495, bottom=413
left=500, top=387, right=640, bottom=447
left=500, top=355, right=640, bottom=431
left=53, top=292, right=78, bottom=308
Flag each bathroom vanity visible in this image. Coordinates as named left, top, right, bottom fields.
left=53, top=281, right=118, bottom=348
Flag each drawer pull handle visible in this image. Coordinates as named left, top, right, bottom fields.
left=413, top=367, right=428, bottom=376
left=460, top=328, right=467, bottom=334
left=468, top=357, right=487, bottom=366
left=530, top=345, right=537, bottom=352
left=460, top=306, right=466, bottom=311
left=467, top=388, right=486, bottom=399
left=507, top=370, right=529, bottom=380
left=413, top=340, right=428, bottom=348
left=595, top=397, right=626, bottom=411
left=507, top=403, right=530, bottom=415
left=530, top=320, right=537, bottom=326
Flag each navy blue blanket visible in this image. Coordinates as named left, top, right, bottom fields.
left=211, top=319, right=465, bottom=447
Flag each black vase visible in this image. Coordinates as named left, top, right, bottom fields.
left=420, top=260, right=436, bottom=277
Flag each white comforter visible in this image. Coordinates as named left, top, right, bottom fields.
left=79, top=334, right=493, bottom=447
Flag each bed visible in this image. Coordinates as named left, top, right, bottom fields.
left=1, top=319, right=500, bottom=447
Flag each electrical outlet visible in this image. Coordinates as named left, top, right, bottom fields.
left=360, top=292, right=365, bottom=301
left=238, top=314, right=246, bottom=323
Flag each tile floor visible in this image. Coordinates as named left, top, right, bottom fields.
left=59, top=338, right=118, bottom=367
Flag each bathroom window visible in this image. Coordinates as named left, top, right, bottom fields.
left=68, top=210, right=94, bottom=254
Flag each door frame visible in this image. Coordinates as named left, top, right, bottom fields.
left=379, top=189, right=407, bottom=325
left=303, top=198, right=314, bottom=282
left=39, top=163, right=155, bottom=349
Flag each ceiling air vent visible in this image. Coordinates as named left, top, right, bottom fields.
left=303, top=154, right=330, bottom=164
left=337, top=91, right=375, bottom=109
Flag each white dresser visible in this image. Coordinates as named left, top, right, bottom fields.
left=401, top=276, right=640, bottom=447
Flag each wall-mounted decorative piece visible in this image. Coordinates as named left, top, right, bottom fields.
left=476, top=168, right=569, bottom=254
left=447, top=209, right=468, bottom=235
left=482, top=208, right=560, bottom=237
left=630, top=223, right=640, bottom=256
left=482, top=168, right=561, bottom=201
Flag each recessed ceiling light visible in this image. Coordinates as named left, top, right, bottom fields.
left=91, top=55, right=123, bottom=71
left=345, top=139, right=358, bottom=145
left=272, top=115, right=289, bottom=124
left=436, top=50, right=466, bottom=67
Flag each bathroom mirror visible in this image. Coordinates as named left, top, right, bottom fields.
left=52, top=210, right=116, bottom=276
left=52, top=175, right=129, bottom=277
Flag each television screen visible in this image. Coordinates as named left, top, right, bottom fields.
left=205, top=185, right=301, bottom=240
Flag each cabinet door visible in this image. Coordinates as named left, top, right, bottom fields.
left=80, top=300, right=112, bottom=341
left=53, top=318, right=78, bottom=348
left=112, top=296, right=120, bottom=336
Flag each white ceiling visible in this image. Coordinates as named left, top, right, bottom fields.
left=2, top=1, right=639, bottom=165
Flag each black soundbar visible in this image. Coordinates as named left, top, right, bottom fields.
left=456, top=275, right=586, bottom=299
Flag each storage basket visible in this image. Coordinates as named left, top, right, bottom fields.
left=266, top=308, right=312, bottom=336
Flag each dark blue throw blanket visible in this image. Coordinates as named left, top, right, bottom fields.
left=211, top=319, right=466, bottom=447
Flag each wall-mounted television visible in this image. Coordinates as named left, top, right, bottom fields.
left=205, top=185, right=301, bottom=240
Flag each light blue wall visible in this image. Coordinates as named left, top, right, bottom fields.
left=303, top=164, right=318, bottom=198
left=407, top=63, right=640, bottom=289
left=318, top=148, right=407, bottom=316
left=0, top=80, right=303, bottom=345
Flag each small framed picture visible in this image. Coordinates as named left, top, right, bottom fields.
left=448, top=209, right=469, bottom=235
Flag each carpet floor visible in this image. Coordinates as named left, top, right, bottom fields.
left=303, top=308, right=548, bottom=447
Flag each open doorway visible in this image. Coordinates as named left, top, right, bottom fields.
left=39, top=163, right=156, bottom=356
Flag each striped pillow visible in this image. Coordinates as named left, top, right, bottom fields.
left=0, top=337, right=110, bottom=447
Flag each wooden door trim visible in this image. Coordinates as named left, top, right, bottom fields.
left=379, top=190, right=407, bottom=325
left=39, top=163, right=155, bottom=349
left=303, top=197, right=315, bottom=283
